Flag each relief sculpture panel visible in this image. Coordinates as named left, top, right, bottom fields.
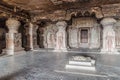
left=68, top=27, right=79, bottom=48
left=114, top=21, right=120, bottom=48
left=44, top=23, right=57, bottom=49
left=90, top=24, right=101, bottom=49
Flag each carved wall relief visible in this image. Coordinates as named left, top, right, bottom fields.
left=90, top=24, right=101, bottom=49
left=55, top=21, right=67, bottom=51
left=44, top=23, right=57, bottom=49
left=114, top=20, right=120, bottom=48
left=68, top=27, right=79, bottom=48
left=14, top=33, right=23, bottom=51
left=46, top=30, right=56, bottom=48
left=101, top=18, right=118, bottom=53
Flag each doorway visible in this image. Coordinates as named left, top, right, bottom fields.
left=79, top=28, right=89, bottom=48
left=81, top=29, right=88, bottom=43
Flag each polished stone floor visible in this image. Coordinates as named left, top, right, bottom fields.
left=0, top=51, right=120, bottom=80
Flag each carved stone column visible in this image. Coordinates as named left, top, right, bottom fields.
left=5, top=18, right=23, bottom=55
left=33, top=25, right=39, bottom=49
left=25, top=23, right=39, bottom=50
left=28, top=22, right=34, bottom=50
left=100, top=18, right=119, bottom=54
left=54, top=21, right=67, bottom=52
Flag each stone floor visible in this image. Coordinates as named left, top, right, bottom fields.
left=0, top=50, right=120, bottom=80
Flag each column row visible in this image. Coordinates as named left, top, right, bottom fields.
left=4, top=17, right=120, bottom=55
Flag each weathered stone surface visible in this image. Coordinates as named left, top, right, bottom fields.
left=38, top=27, right=45, bottom=48
left=114, top=20, right=120, bottom=49
left=68, top=27, right=79, bottom=48
left=5, top=18, right=24, bottom=55
left=68, top=17, right=100, bottom=49
left=6, top=18, right=20, bottom=33
left=55, top=21, right=67, bottom=51
left=102, top=4, right=120, bottom=17
left=44, top=23, right=57, bottom=48
left=101, top=18, right=118, bottom=54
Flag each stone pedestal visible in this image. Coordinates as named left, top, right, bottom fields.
left=100, top=18, right=119, bottom=54
left=4, top=18, right=24, bottom=55
left=65, top=56, right=96, bottom=71
left=54, top=21, right=67, bottom=52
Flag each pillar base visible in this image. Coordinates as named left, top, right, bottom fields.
left=2, top=47, right=25, bottom=55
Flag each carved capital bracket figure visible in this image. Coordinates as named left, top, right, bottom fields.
left=100, top=17, right=119, bottom=54
left=54, top=21, right=67, bottom=52
left=5, top=18, right=24, bottom=55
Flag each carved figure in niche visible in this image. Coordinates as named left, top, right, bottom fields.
left=38, top=27, right=44, bottom=48
left=47, top=31, right=56, bottom=48
left=104, top=28, right=115, bottom=52
left=14, top=33, right=22, bottom=48
left=55, top=21, right=67, bottom=51
left=57, top=32, right=63, bottom=49
left=106, top=36, right=113, bottom=52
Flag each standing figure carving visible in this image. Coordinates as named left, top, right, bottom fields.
left=55, top=21, right=67, bottom=51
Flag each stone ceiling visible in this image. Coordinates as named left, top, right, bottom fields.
left=1, top=0, right=120, bottom=21
left=2, top=0, right=120, bottom=14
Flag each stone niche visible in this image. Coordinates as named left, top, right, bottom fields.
left=68, top=17, right=100, bottom=49
left=44, top=23, right=57, bottom=49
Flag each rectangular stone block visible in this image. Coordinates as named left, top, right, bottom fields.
left=65, top=65, right=96, bottom=71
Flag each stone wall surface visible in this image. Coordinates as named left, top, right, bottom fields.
left=68, top=17, right=101, bottom=49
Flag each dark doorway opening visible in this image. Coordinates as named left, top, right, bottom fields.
left=81, top=29, right=88, bottom=43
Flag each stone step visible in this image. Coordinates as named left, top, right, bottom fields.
left=69, top=61, right=92, bottom=66
left=68, top=60, right=95, bottom=66
left=65, top=64, right=96, bottom=71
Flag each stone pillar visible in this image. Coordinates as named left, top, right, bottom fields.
left=33, top=25, right=39, bottom=49
left=25, top=23, right=39, bottom=50
left=54, top=21, right=67, bottom=52
left=28, top=22, right=34, bottom=50
left=100, top=18, right=119, bottom=54
left=5, top=18, right=23, bottom=55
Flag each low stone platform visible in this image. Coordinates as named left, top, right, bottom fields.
left=66, top=56, right=96, bottom=71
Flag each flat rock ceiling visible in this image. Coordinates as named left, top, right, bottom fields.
left=1, top=0, right=120, bottom=20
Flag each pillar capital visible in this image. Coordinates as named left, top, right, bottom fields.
left=100, top=17, right=116, bottom=26
left=6, top=18, right=21, bottom=33
left=56, top=21, right=67, bottom=28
